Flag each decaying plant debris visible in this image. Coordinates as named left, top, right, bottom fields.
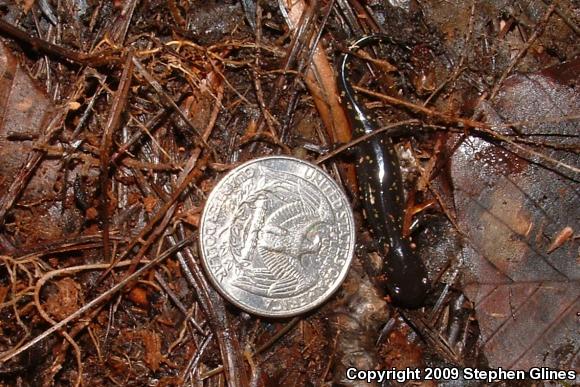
left=0, top=0, right=578, bottom=385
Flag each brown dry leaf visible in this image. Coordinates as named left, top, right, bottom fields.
left=182, top=94, right=212, bottom=131
left=0, top=42, right=54, bottom=198
left=182, top=212, right=201, bottom=228
left=381, top=327, right=424, bottom=369
left=140, top=329, right=163, bottom=372
left=547, top=226, right=574, bottom=253
left=67, top=101, right=81, bottom=110
left=106, top=355, right=130, bottom=376
left=44, top=277, right=81, bottom=321
left=85, top=207, right=98, bottom=220
left=179, top=205, right=202, bottom=228
left=19, top=0, right=35, bottom=13
left=156, top=376, right=181, bottom=386
left=143, top=196, right=158, bottom=213
left=0, top=285, right=8, bottom=304
left=450, top=60, right=579, bottom=371
left=0, top=41, right=83, bottom=248
left=128, top=286, right=149, bottom=307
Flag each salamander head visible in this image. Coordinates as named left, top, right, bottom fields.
left=384, top=241, right=429, bottom=309
left=387, top=275, right=429, bottom=309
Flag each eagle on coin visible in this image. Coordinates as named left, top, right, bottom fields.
left=230, top=168, right=332, bottom=298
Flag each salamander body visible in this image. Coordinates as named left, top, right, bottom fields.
left=339, top=35, right=429, bottom=308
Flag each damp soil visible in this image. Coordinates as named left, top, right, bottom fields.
left=0, top=1, right=578, bottom=386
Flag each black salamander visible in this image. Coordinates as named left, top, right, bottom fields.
left=339, top=35, right=429, bottom=308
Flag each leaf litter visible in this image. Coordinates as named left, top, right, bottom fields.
left=0, top=0, right=578, bottom=386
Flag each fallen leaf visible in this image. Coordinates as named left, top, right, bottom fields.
left=0, top=285, right=8, bottom=304
left=128, top=286, right=149, bottom=307
left=140, top=329, right=163, bottom=372
left=547, top=226, right=574, bottom=254
left=450, top=60, right=580, bottom=371
left=143, top=196, right=158, bottom=213
left=67, top=101, right=81, bottom=110
left=0, top=41, right=82, bottom=249
left=86, top=207, right=98, bottom=220
left=44, top=277, right=81, bottom=321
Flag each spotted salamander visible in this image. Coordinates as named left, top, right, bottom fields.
left=339, top=35, right=429, bottom=308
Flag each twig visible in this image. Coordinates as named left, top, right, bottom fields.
left=353, top=84, right=487, bottom=128
left=252, top=1, right=280, bottom=138
left=0, top=237, right=193, bottom=363
left=315, top=120, right=421, bottom=164
left=167, top=0, right=186, bottom=27
left=132, top=56, right=209, bottom=147
left=489, top=3, right=556, bottom=100
left=424, top=0, right=475, bottom=106
left=199, top=365, right=224, bottom=380
left=98, top=63, right=224, bottom=281
left=254, top=317, right=300, bottom=355
left=282, top=0, right=359, bottom=193
left=246, top=0, right=318, bottom=151
left=0, top=18, right=121, bottom=66
left=280, top=0, right=336, bottom=142
left=352, top=85, right=580, bottom=176
left=541, top=0, right=580, bottom=35
left=100, top=52, right=134, bottom=266
left=284, top=0, right=352, bottom=143
left=14, top=234, right=121, bottom=261
left=170, top=224, right=249, bottom=387
left=0, top=109, right=67, bottom=226
left=180, top=333, right=214, bottom=383
left=95, top=147, right=208, bottom=283
left=154, top=272, right=205, bottom=333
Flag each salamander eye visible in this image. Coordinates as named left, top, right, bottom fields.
left=392, top=286, right=402, bottom=295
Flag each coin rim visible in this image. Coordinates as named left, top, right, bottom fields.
left=199, top=155, right=355, bottom=317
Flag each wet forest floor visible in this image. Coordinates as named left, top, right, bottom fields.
left=0, top=0, right=578, bottom=386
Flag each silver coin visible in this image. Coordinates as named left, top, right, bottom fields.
left=199, top=156, right=355, bottom=317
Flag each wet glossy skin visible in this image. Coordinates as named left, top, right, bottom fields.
left=339, top=35, right=429, bottom=308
